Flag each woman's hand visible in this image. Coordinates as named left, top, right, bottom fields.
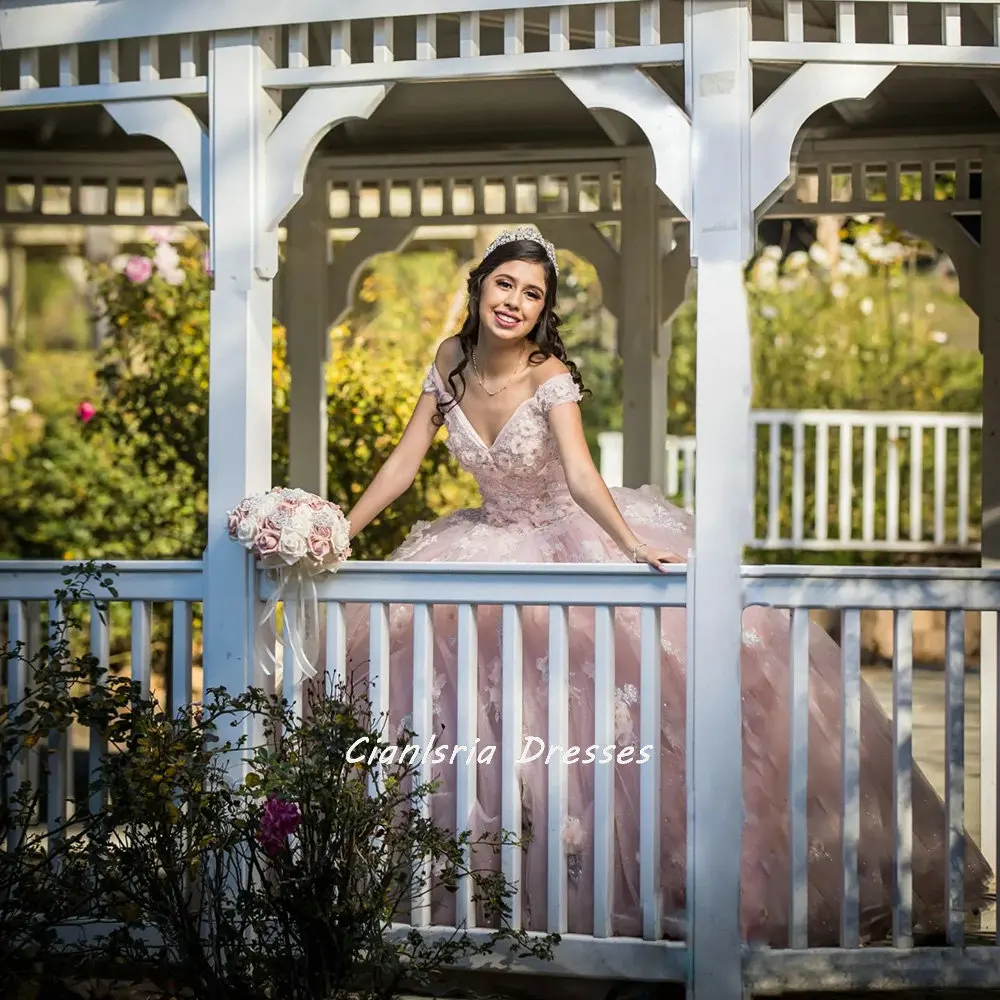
left=633, top=542, right=686, bottom=572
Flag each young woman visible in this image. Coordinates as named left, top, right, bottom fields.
left=341, top=225, right=991, bottom=945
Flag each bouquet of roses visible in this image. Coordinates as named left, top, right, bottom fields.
left=227, top=487, right=352, bottom=682
left=227, top=487, right=351, bottom=572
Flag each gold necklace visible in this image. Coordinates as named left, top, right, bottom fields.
left=471, top=343, right=526, bottom=397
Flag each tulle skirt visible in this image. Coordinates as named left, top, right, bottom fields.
left=335, top=485, right=991, bottom=945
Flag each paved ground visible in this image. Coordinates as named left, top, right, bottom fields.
left=862, top=666, right=983, bottom=846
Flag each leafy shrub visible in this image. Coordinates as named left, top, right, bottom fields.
left=2, top=565, right=555, bottom=999
left=0, top=563, right=131, bottom=996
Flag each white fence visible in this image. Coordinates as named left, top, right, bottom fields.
left=599, top=409, right=982, bottom=553
left=3, top=558, right=1000, bottom=993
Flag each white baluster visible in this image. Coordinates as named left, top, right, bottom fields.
left=139, top=38, right=160, bottom=82
left=131, top=600, right=152, bottom=699
left=501, top=604, right=524, bottom=929
left=592, top=604, right=615, bottom=937
left=461, top=12, right=480, bottom=58
left=410, top=602, right=434, bottom=927
left=550, top=6, right=570, bottom=52
left=374, top=18, right=394, bottom=64
left=547, top=604, right=570, bottom=934
left=942, top=3, right=962, bottom=46
left=179, top=35, right=197, bottom=78
left=840, top=608, right=862, bottom=946
left=944, top=610, right=965, bottom=945
left=288, top=24, right=309, bottom=69
left=784, top=0, right=805, bottom=43
left=455, top=603, right=478, bottom=927
left=331, top=22, right=352, bottom=66
left=788, top=607, right=810, bottom=948
left=19, top=50, right=40, bottom=90
left=836, top=1, right=857, bottom=44
left=417, top=15, right=437, bottom=60
left=889, top=3, right=909, bottom=45
left=59, top=46, right=79, bottom=88
left=892, top=610, right=914, bottom=947
left=639, top=605, right=661, bottom=941
left=99, top=41, right=119, bottom=85
left=595, top=4, right=616, bottom=48
left=505, top=9, right=526, bottom=55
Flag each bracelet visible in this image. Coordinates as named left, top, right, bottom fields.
left=629, top=541, right=645, bottom=562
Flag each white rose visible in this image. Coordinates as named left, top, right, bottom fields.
left=256, top=495, right=279, bottom=518
left=236, top=516, right=259, bottom=542
left=278, top=528, right=308, bottom=561
left=286, top=512, right=313, bottom=537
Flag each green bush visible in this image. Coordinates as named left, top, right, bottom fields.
left=1, top=565, right=556, bottom=1000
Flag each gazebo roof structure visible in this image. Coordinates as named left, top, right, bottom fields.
left=3, top=3, right=1000, bottom=999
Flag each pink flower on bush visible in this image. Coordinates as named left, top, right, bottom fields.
left=124, top=256, right=153, bottom=284
left=76, top=401, right=96, bottom=423
left=257, top=796, right=301, bottom=857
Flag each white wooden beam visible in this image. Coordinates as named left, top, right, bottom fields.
left=978, top=153, right=1000, bottom=875
left=558, top=67, right=692, bottom=220
left=750, top=62, right=894, bottom=215
left=619, top=154, right=666, bottom=492
left=202, top=28, right=281, bottom=737
left=284, top=172, right=331, bottom=498
left=686, top=3, right=752, bottom=997
left=264, top=83, right=390, bottom=240
left=102, top=99, right=209, bottom=221
left=537, top=218, right=622, bottom=320
left=0, top=0, right=656, bottom=49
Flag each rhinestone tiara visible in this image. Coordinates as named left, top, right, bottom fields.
left=481, top=224, right=558, bottom=275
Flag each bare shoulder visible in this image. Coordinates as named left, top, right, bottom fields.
left=529, top=353, right=570, bottom=388
left=433, top=336, right=463, bottom=377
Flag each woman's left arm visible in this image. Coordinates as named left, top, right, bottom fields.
left=547, top=400, right=685, bottom=571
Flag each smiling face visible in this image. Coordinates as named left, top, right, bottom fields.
left=477, top=259, right=548, bottom=343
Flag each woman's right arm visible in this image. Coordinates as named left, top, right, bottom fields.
left=345, top=390, right=441, bottom=540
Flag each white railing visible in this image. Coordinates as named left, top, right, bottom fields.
left=0, top=560, right=202, bottom=833
left=4, top=558, right=1000, bottom=992
left=599, top=409, right=982, bottom=553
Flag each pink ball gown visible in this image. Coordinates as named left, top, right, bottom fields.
left=338, top=363, right=991, bottom=946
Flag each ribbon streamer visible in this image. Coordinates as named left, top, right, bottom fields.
left=254, top=563, right=324, bottom=683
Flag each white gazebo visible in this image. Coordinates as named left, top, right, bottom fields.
left=2, top=3, right=1000, bottom=999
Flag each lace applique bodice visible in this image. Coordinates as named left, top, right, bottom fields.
left=422, top=363, right=582, bottom=527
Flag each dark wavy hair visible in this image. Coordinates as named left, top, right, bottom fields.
left=432, top=238, right=589, bottom=426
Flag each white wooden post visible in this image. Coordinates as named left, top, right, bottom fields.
left=202, top=29, right=281, bottom=706
left=979, top=153, right=1000, bottom=874
left=686, top=3, right=753, bottom=998
left=621, top=148, right=667, bottom=489
left=284, top=170, right=331, bottom=497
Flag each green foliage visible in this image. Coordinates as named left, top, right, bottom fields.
left=326, top=329, right=478, bottom=559
left=665, top=233, right=982, bottom=562
left=0, top=564, right=129, bottom=996
left=0, top=417, right=202, bottom=561
left=2, top=565, right=556, bottom=999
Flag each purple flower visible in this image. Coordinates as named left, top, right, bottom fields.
left=124, top=255, right=153, bottom=284
left=257, top=795, right=301, bottom=857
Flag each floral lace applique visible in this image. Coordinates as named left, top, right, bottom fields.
left=537, top=373, right=582, bottom=412
left=614, top=683, right=639, bottom=745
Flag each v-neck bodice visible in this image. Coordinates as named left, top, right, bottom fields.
left=423, top=362, right=583, bottom=527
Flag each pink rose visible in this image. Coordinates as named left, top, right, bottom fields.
left=124, top=256, right=153, bottom=283
left=254, top=527, right=280, bottom=557
left=76, top=401, right=96, bottom=423
left=227, top=510, right=241, bottom=536
left=307, top=535, right=333, bottom=562
left=312, top=524, right=333, bottom=541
